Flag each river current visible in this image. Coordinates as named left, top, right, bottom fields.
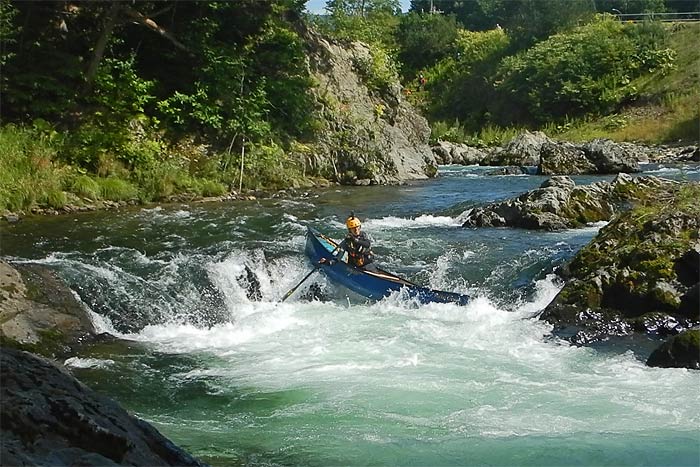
left=2, top=164, right=699, bottom=466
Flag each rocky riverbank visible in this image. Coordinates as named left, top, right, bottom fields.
left=459, top=171, right=699, bottom=369
left=460, top=173, right=676, bottom=230
left=0, top=260, right=209, bottom=465
left=433, top=130, right=699, bottom=173
left=538, top=182, right=700, bottom=368
left=1, top=347, right=209, bottom=466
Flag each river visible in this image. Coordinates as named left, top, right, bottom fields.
left=2, top=163, right=699, bottom=466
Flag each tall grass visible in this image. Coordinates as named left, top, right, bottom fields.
left=0, top=125, right=69, bottom=211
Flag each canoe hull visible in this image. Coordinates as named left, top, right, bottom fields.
left=305, top=227, right=469, bottom=305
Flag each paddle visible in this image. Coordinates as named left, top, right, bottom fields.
left=280, top=267, right=320, bottom=302
left=280, top=244, right=342, bottom=302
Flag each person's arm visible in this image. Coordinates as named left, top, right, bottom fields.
left=354, top=232, right=371, bottom=249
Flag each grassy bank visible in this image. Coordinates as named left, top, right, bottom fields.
left=430, top=22, right=699, bottom=147
left=0, top=124, right=311, bottom=214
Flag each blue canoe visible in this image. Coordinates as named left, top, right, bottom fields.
left=305, top=227, right=470, bottom=305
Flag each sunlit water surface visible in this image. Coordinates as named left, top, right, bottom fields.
left=2, top=164, right=699, bottom=466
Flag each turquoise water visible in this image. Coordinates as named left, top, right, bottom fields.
left=2, top=164, right=699, bottom=466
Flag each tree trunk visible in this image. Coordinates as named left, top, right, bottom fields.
left=83, top=1, right=121, bottom=92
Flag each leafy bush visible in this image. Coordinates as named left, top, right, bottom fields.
left=424, top=28, right=510, bottom=125
left=62, top=116, right=165, bottom=172
left=70, top=175, right=101, bottom=200
left=91, top=56, right=155, bottom=117
left=352, top=45, right=399, bottom=95
left=495, top=15, right=675, bottom=122
left=198, top=179, right=227, bottom=197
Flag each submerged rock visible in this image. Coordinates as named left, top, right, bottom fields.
left=0, top=347, right=209, bottom=466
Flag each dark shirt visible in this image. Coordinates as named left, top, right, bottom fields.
left=338, top=231, right=374, bottom=268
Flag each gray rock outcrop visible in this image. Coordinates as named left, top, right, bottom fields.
left=534, top=136, right=640, bottom=174
left=499, top=131, right=550, bottom=166
left=461, top=174, right=676, bottom=230
left=580, top=139, right=640, bottom=173
left=1, top=260, right=96, bottom=356
left=538, top=141, right=595, bottom=175
left=0, top=347, right=209, bottom=466
left=432, top=141, right=488, bottom=165
left=301, top=28, right=436, bottom=184
left=438, top=131, right=698, bottom=174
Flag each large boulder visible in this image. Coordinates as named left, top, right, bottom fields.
left=431, top=141, right=488, bottom=165
left=539, top=141, right=595, bottom=175
left=581, top=139, right=640, bottom=174
left=540, top=182, right=700, bottom=358
left=0, top=347, right=208, bottom=466
left=492, top=131, right=551, bottom=166
left=539, top=138, right=641, bottom=175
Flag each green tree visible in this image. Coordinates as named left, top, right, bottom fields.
left=318, top=0, right=401, bottom=48
left=396, top=12, right=459, bottom=79
left=594, top=0, right=668, bottom=14
left=410, top=0, right=595, bottom=45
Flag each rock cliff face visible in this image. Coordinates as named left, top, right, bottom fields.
left=301, top=27, right=436, bottom=184
left=539, top=182, right=700, bottom=359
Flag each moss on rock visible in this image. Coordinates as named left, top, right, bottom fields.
left=647, top=329, right=700, bottom=369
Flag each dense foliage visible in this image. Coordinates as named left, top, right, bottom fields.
left=495, top=17, right=676, bottom=122
left=1, top=0, right=316, bottom=212
left=0, top=0, right=696, bottom=212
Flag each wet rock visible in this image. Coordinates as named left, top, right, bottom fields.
left=300, top=283, right=330, bottom=301
left=0, top=347, right=209, bottom=466
left=540, top=182, right=700, bottom=347
left=484, top=166, right=530, bottom=176
left=646, top=329, right=700, bottom=369
left=0, top=261, right=95, bottom=357
left=238, top=265, right=262, bottom=302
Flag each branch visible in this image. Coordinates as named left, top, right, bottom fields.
left=122, top=6, right=190, bottom=54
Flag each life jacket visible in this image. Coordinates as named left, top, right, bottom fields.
left=345, top=235, right=373, bottom=268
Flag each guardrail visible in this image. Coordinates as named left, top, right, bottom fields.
left=612, top=11, right=700, bottom=22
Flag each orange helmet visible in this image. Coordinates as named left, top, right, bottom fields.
left=346, top=215, right=361, bottom=229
